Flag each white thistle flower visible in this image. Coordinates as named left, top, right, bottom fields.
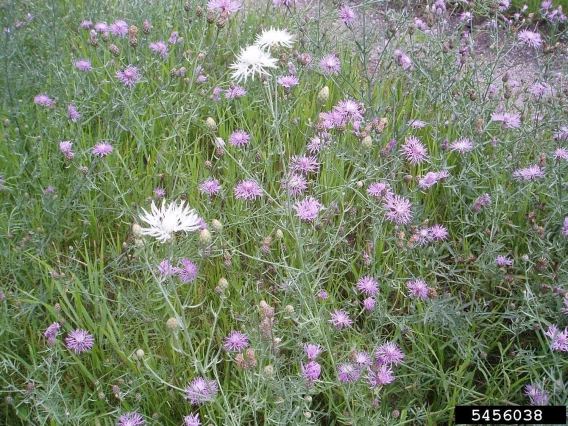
left=254, top=28, right=295, bottom=51
left=139, top=200, right=201, bottom=243
left=229, top=45, right=277, bottom=83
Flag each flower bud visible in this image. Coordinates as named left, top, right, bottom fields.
left=199, top=229, right=212, bottom=244
left=317, top=86, right=329, bottom=105
left=211, top=219, right=223, bottom=232
left=205, top=117, right=217, bottom=131
left=361, top=135, right=373, bottom=150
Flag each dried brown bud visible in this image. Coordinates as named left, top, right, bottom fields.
left=109, top=44, right=120, bottom=57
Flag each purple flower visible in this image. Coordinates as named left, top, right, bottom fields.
left=418, top=171, right=448, bottom=190
left=149, top=41, right=168, bottom=57
left=328, top=310, right=353, bottom=329
left=196, top=75, right=208, bottom=84
left=229, top=130, right=250, bottom=147
left=199, top=179, right=222, bottom=196
left=319, top=54, right=341, bottom=76
left=561, top=298, right=568, bottom=314
left=401, top=136, right=428, bottom=164
left=383, top=194, right=413, bottom=225
left=553, top=148, right=568, bottom=160
left=94, top=21, right=108, bottom=33
left=223, top=331, right=249, bottom=352
left=408, top=119, right=427, bottom=129
left=554, top=126, right=568, bottom=141
left=473, top=193, right=491, bottom=212
left=496, top=255, right=514, bottom=267
left=92, top=142, right=113, bottom=157
left=394, top=49, right=412, bottom=70
left=277, top=75, right=299, bottom=88
left=375, top=342, right=405, bottom=365
left=110, top=20, right=128, bottom=37
left=293, top=197, right=323, bottom=222
left=562, top=217, right=568, bottom=237
left=306, top=134, right=330, bottom=154
left=366, top=364, right=395, bottom=388
left=449, top=138, right=473, bottom=153
left=518, top=30, right=542, bottom=48
left=513, top=165, right=544, bottom=181
left=301, top=361, right=321, bottom=382
left=59, top=141, right=75, bottom=159
left=116, top=66, right=141, bottom=87
left=45, top=186, right=56, bottom=194
left=281, top=173, right=307, bottom=196
left=234, top=179, right=263, bottom=200
left=289, top=155, right=320, bottom=174
left=185, top=377, right=218, bottom=405
left=207, top=0, right=243, bottom=14
left=363, top=297, right=376, bottom=311
left=491, top=112, right=521, bottom=129
left=356, top=276, right=379, bottom=296
left=44, top=322, right=60, bottom=345
left=406, top=279, right=429, bottom=300
left=317, top=290, right=329, bottom=299
left=154, top=187, right=166, bottom=199
left=80, top=20, right=93, bottom=29
left=158, top=259, right=177, bottom=277
left=225, top=86, right=246, bottom=99
left=177, top=258, right=198, bottom=283
left=524, top=383, right=550, bottom=406
left=68, top=104, right=81, bottom=122
left=354, top=351, right=371, bottom=365
left=334, top=99, right=365, bottom=123
left=429, top=224, right=448, bottom=241
left=367, top=182, right=393, bottom=200
left=117, top=411, right=145, bottom=426
left=183, top=414, right=201, bottom=426
left=75, top=59, right=92, bottom=71
left=529, top=82, right=554, bottom=98
left=65, top=328, right=95, bottom=354
left=168, top=31, right=179, bottom=44
left=34, top=94, right=54, bottom=107
left=338, top=5, right=357, bottom=26
left=304, top=343, right=322, bottom=361
left=544, top=324, right=568, bottom=352
left=337, top=363, right=361, bottom=383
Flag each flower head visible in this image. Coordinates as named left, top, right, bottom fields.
left=223, top=331, right=250, bottom=352
left=183, top=414, right=202, bottom=426
left=338, top=363, right=361, bottom=383
left=329, top=310, right=353, bottom=329
left=367, top=182, right=393, bottom=201
left=428, top=224, right=448, bottom=241
left=394, top=50, right=412, bottom=70
left=406, top=279, right=429, bottom=300
left=449, top=138, right=473, bottom=153
left=304, top=343, right=322, bottom=361
left=116, top=66, right=141, bottom=87
left=366, top=364, right=395, bottom=388
left=65, top=328, right=95, bottom=354
left=199, top=179, right=222, bottom=196
left=80, top=20, right=92, bottom=29
left=34, top=94, right=54, bottom=107
left=281, top=173, right=307, bottom=196
left=225, top=86, right=247, bottom=99
left=277, top=75, right=299, bottom=88
left=401, top=136, right=428, bottom=164
left=139, top=200, right=202, bottom=243
left=230, top=45, right=277, bottom=83
left=375, top=342, right=405, bottom=365
left=234, top=179, right=263, bottom=200
left=68, top=104, right=81, bottom=122
left=544, top=324, right=568, bottom=352
left=117, top=412, right=145, bottom=426
left=513, top=165, right=544, bottom=181
left=562, top=217, right=568, bottom=237
left=229, top=130, right=250, bottom=147
left=356, top=276, right=379, bottom=296
left=354, top=351, right=372, bottom=365
left=44, top=322, right=60, bottom=344
left=92, top=142, right=113, bottom=157
left=75, top=59, right=92, bottom=71
left=302, top=361, right=321, bottom=382
left=363, top=297, right=376, bottom=310
left=383, top=195, right=413, bottom=225
left=496, top=255, right=513, bottom=267
left=293, top=197, right=323, bottom=222
left=254, top=28, right=295, bottom=50
left=185, top=378, right=218, bottom=405
left=338, top=5, right=357, bottom=26
left=110, top=20, right=128, bottom=36
left=319, top=54, right=341, bottom=76
left=289, top=155, right=320, bottom=174
left=491, top=112, right=521, bottom=129
left=207, top=0, right=242, bottom=14
left=94, top=21, right=108, bottom=33
left=59, top=141, right=74, bottom=159
left=177, top=258, right=198, bottom=283
left=524, top=384, right=550, bottom=406
left=149, top=41, right=168, bottom=57
left=518, top=30, right=543, bottom=48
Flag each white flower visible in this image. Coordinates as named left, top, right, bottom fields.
left=254, top=28, right=295, bottom=50
left=229, top=45, right=278, bottom=82
left=139, top=200, right=201, bottom=243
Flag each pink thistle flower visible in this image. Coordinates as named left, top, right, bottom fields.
left=68, top=104, right=81, bottom=122
left=363, top=297, right=376, bottom=311
left=94, top=21, right=108, bottom=33
left=449, top=138, right=473, bottom=153
left=513, top=164, right=544, bottom=181
left=59, top=141, right=75, bottom=159
left=277, top=75, right=299, bottom=88
left=491, top=112, right=521, bottom=129
left=281, top=173, right=308, bottom=196
left=199, top=179, right=222, bottom=196
left=317, top=290, right=329, bottom=299
left=149, top=41, right=168, bottom=57
left=185, top=378, right=218, bottom=405
left=428, top=224, right=448, bottom=241
left=408, top=119, right=427, bottom=129
left=92, top=141, right=113, bottom=157
left=44, top=322, right=60, bottom=345
left=354, top=351, right=372, bottom=365
left=319, top=54, right=341, bottom=76
left=406, top=279, right=429, bottom=300
left=34, top=94, right=54, bottom=107
left=229, top=130, right=250, bottom=147
left=415, top=227, right=432, bottom=245
left=394, top=49, right=412, bottom=70
left=301, top=361, right=321, bottom=382
left=553, top=148, right=568, bottom=160
left=223, top=331, right=249, bottom=352
left=289, top=155, right=320, bottom=174
left=75, top=59, right=92, bottom=71
left=168, top=31, right=179, bottom=44
left=338, top=5, right=357, bottom=27
left=158, top=259, right=177, bottom=277
left=225, top=86, right=246, bottom=99
left=529, top=82, right=554, bottom=98
left=561, top=298, right=568, bottom=314
left=518, top=29, right=543, bottom=48
left=177, top=258, right=198, bottom=283
left=329, top=310, right=353, bottom=329
left=196, top=75, right=208, bottom=84
left=334, top=99, right=365, bottom=123
left=383, top=194, right=413, bottom=225
left=367, top=182, right=393, bottom=200
left=154, top=187, right=166, bottom=199
left=496, top=255, right=513, bottom=267
left=110, top=19, right=128, bottom=37
left=401, top=136, right=428, bottom=164
left=418, top=172, right=442, bottom=190
left=65, top=328, right=95, bottom=354
left=306, top=134, right=330, bottom=154
left=304, top=343, right=322, bottom=360
left=562, top=217, right=568, bottom=237
left=80, top=20, right=92, bottom=29
left=554, top=126, right=568, bottom=141
left=183, top=414, right=201, bottom=426
left=207, top=0, right=243, bottom=14
left=337, top=363, right=361, bottom=383
left=375, top=342, right=405, bottom=365
left=544, top=324, right=568, bottom=352
left=366, top=364, right=395, bottom=388
left=116, top=66, right=141, bottom=87
left=356, top=276, right=379, bottom=296
left=118, top=412, right=145, bottom=426
left=234, top=179, right=263, bottom=200
left=524, top=383, right=550, bottom=406
left=293, top=197, right=323, bottom=222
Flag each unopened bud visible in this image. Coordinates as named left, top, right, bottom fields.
left=211, top=219, right=223, bottom=232
left=205, top=117, right=217, bottom=131
left=361, top=135, right=373, bottom=150
left=317, top=86, right=329, bottom=105
left=199, top=229, right=212, bottom=244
